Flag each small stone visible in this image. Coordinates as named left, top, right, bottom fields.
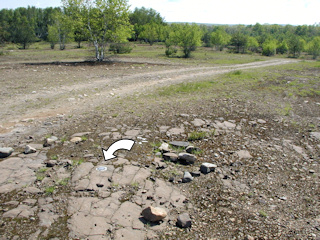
left=186, top=145, right=199, bottom=154
left=0, top=147, right=14, bottom=158
left=70, top=137, right=82, bottom=143
left=257, top=119, right=267, bottom=124
left=141, top=206, right=167, bottom=222
left=236, top=150, right=252, bottom=159
left=163, top=152, right=178, bottom=162
left=182, top=172, right=193, bottom=183
left=24, top=145, right=36, bottom=154
left=309, top=169, right=315, bottom=174
left=177, top=213, right=191, bottom=228
left=178, top=153, right=197, bottom=165
left=159, top=143, right=170, bottom=153
left=200, top=163, right=217, bottom=174
left=191, top=118, right=205, bottom=127
left=45, top=160, right=57, bottom=167
left=310, top=132, right=320, bottom=140
left=43, top=136, right=58, bottom=147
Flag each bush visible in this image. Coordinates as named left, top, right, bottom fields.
left=165, top=46, right=177, bottom=57
left=277, top=41, right=288, bottom=54
left=109, top=43, right=133, bottom=54
left=262, top=41, right=277, bottom=56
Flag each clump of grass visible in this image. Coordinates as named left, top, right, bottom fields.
left=51, top=155, right=58, bottom=160
left=230, top=70, right=242, bottom=75
left=57, top=178, right=69, bottom=186
left=188, top=131, right=207, bottom=141
left=72, top=159, right=84, bottom=166
left=259, top=210, right=268, bottom=218
left=81, top=136, right=88, bottom=141
left=158, top=81, right=215, bottom=96
left=45, top=186, right=55, bottom=194
left=36, top=175, right=45, bottom=181
left=38, top=168, right=48, bottom=173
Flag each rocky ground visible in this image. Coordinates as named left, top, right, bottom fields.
left=0, top=54, right=319, bottom=239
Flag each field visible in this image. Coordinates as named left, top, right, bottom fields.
left=0, top=43, right=319, bottom=239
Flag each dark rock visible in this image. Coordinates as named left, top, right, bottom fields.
left=186, top=146, right=200, bottom=154
left=200, top=163, right=217, bottom=174
left=177, top=213, right=192, bottom=228
left=169, top=141, right=189, bottom=148
left=0, top=147, right=14, bottom=158
left=178, top=153, right=197, bottom=165
left=182, top=172, right=193, bottom=183
left=190, top=171, right=201, bottom=177
left=163, top=152, right=178, bottom=162
left=45, top=160, right=57, bottom=167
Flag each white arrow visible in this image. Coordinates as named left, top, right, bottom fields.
left=102, top=139, right=135, bottom=161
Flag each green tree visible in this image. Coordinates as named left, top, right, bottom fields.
left=64, top=0, right=132, bottom=61
left=210, top=28, right=231, bottom=51
left=166, top=23, right=202, bottom=58
left=307, top=37, right=320, bottom=59
left=262, top=40, right=277, bottom=56
left=11, top=13, right=36, bottom=49
left=140, top=23, right=164, bottom=45
left=129, top=7, right=165, bottom=41
left=247, top=36, right=259, bottom=52
left=47, top=25, right=59, bottom=49
left=276, top=41, right=288, bottom=54
left=287, top=35, right=305, bottom=58
left=230, top=32, right=248, bottom=53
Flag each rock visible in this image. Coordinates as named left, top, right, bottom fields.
left=141, top=206, right=167, bottom=222
left=45, top=160, right=57, bottom=167
left=0, top=147, right=14, bottom=158
left=257, top=119, right=267, bottom=124
left=200, top=163, right=217, bottom=174
left=182, top=172, right=193, bottom=183
left=178, top=153, right=197, bottom=165
left=310, top=132, right=320, bottom=140
left=163, top=152, right=178, bottom=162
left=190, top=171, right=201, bottom=177
left=159, top=143, right=170, bottom=153
left=169, top=141, right=189, bottom=148
left=186, top=145, right=199, bottom=154
left=24, top=145, right=36, bottom=154
left=191, top=118, right=206, bottom=127
left=167, top=128, right=184, bottom=135
left=177, top=213, right=192, bottom=228
left=43, top=136, right=58, bottom=147
left=70, top=137, right=82, bottom=143
left=24, top=187, right=42, bottom=194
left=71, top=132, right=92, bottom=138
left=236, top=150, right=252, bottom=159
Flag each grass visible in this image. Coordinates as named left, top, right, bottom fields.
left=158, top=81, right=216, bottom=97
left=188, top=131, right=207, bottom=141
left=57, top=178, right=69, bottom=186
left=72, top=159, right=84, bottom=166
left=259, top=210, right=268, bottom=218
left=45, top=186, right=55, bottom=194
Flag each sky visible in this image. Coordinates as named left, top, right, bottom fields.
left=1, top=0, right=319, bottom=26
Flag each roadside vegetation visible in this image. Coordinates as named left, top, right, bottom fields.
left=1, top=1, right=320, bottom=61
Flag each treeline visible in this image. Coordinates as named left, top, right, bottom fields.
left=1, top=1, right=320, bottom=60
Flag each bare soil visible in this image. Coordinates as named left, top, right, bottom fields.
left=0, top=52, right=319, bottom=240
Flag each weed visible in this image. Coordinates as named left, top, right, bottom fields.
left=81, top=136, right=88, bottom=141
left=38, top=168, right=48, bottom=173
left=72, top=159, right=84, bottom=166
left=188, top=131, right=207, bottom=141
left=36, top=175, right=45, bottom=181
left=51, top=155, right=58, bottom=160
left=259, top=210, right=268, bottom=218
left=45, top=186, right=55, bottom=194
left=57, top=178, right=69, bottom=186
left=130, top=181, right=139, bottom=190
left=61, top=136, right=67, bottom=143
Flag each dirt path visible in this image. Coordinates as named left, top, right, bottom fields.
left=0, top=58, right=297, bottom=136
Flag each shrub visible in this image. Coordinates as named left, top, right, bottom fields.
left=165, top=46, right=177, bottom=57
left=109, top=42, right=133, bottom=54
left=262, top=40, right=277, bottom=56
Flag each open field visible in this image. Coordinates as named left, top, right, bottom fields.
left=0, top=44, right=319, bottom=239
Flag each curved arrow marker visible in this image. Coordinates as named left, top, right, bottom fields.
left=102, top=139, right=135, bottom=161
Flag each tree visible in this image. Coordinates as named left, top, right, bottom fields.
left=247, top=36, right=259, bottom=52
left=63, top=0, right=132, bottom=61
left=210, top=28, right=231, bottom=51
left=277, top=41, right=288, bottom=54
left=166, top=23, right=202, bottom=58
left=140, top=23, right=165, bottom=45
left=49, top=10, right=73, bottom=50
left=11, top=13, right=36, bottom=49
left=307, top=37, right=320, bottom=59
left=129, top=7, right=165, bottom=41
left=230, top=32, right=248, bottom=53
left=47, top=25, right=59, bottom=49
left=262, top=40, right=277, bottom=56
left=287, top=35, right=305, bottom=58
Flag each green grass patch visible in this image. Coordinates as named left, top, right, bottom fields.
left=188, top=131, right=207, bottom=141
left=158, top=81, right=216, bottom=96
left=45, top=186, right=55, bottom=194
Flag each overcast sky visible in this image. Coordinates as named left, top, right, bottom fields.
left=1, top=0, right=319, bottom=25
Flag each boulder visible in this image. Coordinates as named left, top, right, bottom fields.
left=178, top=153, right=197, bottom=165
left=169, top=141, right=189, bottom=148
left=141, top=206, right=167, bottom=222
left=177, top=213, right=192, bottom=228
left=200, top=163, right=217, bottom=174
left=159, top=143, right=170, bottom=153
left=70, top=137, right=82, bottom=143
left=0, top=147, right=14, bottom=158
